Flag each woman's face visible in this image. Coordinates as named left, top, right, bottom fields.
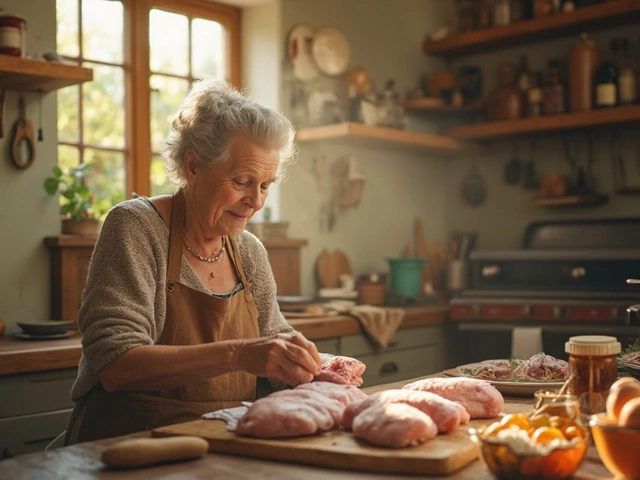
left=186, top=137, right=279, bottom=237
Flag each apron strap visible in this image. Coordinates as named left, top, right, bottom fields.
left=167, top=189, right=186, bottom=281
left=226, top=235, right=254, bottom=303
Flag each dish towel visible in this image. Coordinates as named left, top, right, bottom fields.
left=511, top=326, right=543, bottom=359
left=348, top=305, right=405, bottom=349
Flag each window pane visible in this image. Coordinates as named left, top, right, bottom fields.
left=85, top=148, right=125, bottom=214
left=151, top=155, right=175, bottom=196
left=57, top=85, right=80, bottom=143
left=57, top=144, right=81, bottom=172
left=150, top=74, right=189, bottom=152
left=192, top=18, right=226, bottom=80
left=82, top=0, right=123, bottom=63
left=83, top=63, right=125, bottom=148
left=150, top=9, right=188, bottom=76
left=56, top=0, right=79, bottom=58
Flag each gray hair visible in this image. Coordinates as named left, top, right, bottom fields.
left=162, top=78, right=297, bottom=189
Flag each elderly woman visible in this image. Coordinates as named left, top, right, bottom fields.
left=64, top=79, right=334, bottom=445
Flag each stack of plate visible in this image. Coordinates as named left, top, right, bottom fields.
left=15, top=320, right=74, bottom=340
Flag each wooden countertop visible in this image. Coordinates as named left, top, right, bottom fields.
left=0, top=306, right=448, bottom=376
left=0, top=376, right=614, bottom=479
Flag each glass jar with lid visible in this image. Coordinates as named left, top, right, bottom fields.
left=565, top=335, right=620, bottom=416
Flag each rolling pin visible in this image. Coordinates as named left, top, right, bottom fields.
left=101, top=436, right=209, bottom=468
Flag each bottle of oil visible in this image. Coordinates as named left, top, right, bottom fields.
left=568, top=33, right=600, bottom=112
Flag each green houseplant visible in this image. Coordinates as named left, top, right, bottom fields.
left=44, top=163, right=102, bottom=235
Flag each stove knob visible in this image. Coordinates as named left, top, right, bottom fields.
left=481, top=265, right=501, bottom=278
left=570, top=267, right=586, bottom=279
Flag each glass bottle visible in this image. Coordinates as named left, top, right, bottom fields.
left=516, top=54, right=535, bottom=95
left=509, top=0, right=526, bottom=22
left=612, top=37, right=638, bottom=105
left=568, top=33, right=600, bottom=112
left=533, top=0, right=553, bottom=17
left=565, top=335, right=621, bottom=415
left=594, top=42, right=620, bottom=108
left=542, top=59, right=567, bottom=115
left=493, top=0, right=511, bottom=26
left=527, top=71, right=543, bottom=117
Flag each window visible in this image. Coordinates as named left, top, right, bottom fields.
left=56, top=0, right=240, bottom=212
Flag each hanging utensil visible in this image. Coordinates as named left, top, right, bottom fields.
left=10, top=94, right=36, bottom=169
left=522, top=137, right=539, bottom=189
left=504, top=141, right=522, bottom=185
left=461, top=162, right=487, bottom=206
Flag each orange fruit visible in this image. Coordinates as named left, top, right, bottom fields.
left=532, top=426, right=565, bottom=445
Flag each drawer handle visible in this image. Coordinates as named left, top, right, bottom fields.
left=379, top=361, right=399, bottom=376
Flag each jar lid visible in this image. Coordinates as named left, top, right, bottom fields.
left=565, top=335, right=621, bottom=356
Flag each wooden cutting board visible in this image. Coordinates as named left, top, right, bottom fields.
left=152, top=406, right=527, bottom=476
left=316, top=249, right=351, bottom=288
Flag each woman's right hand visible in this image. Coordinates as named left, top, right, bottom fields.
left=235, top=332, right=322, bottom=386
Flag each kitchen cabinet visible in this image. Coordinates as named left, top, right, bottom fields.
left=0, top=368, right=77, bottom=459
left=0, top=55, right=93, bottom=91
left=45, top=234, right=307, bottom=322
left=418, top=0, right=640, bottom=141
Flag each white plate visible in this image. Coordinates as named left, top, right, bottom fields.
left=443, top=361, right=566, bottom=397
left=286, top=23, right=320, bottom=81
left=311, top=27, right=351, bottom=76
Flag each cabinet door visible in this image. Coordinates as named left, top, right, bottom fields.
left=266, top=247, right=302, bottom=295
left=358, top=344, right=445, bottom=387
left=0, top=368, right=77, bottom=418
left=49, top=247, right=93, bottom=322
left=0, top=410, right=71, bottom=459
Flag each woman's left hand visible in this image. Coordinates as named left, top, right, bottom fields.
left=234, top=332, right=322, bottom=386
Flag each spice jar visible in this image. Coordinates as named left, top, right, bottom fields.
left=565, top=335, right=620, bottom=416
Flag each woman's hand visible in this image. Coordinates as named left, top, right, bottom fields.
left=235, top=332, right=322, bottom=386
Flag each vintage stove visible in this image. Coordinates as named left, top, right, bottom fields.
left=449, top=218, right=640, bottom=362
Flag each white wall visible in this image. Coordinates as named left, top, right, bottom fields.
left=0, top=0, right=60, bottom=331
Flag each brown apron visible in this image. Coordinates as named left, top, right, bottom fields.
left=71, top=190, right=259, bottom=442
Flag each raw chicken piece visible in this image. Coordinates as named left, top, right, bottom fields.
left=236, top=389, right=343, bottom=438
left=295, top=381, right=368, bottom=406
left=315, top=356, right=366, bottom=386
left=352, top=402, right=438, bottom=448
left=342, top=389, right=466, bottom=433
left=402, top=377, right=503, bottom=419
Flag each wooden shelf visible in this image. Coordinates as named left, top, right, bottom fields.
left=423, top=0, right=640, bottom=58
left=445, top=104, right=640, bottom=140
left=404, top=97, right=483, bottom=113
left=0, top=56, right=93, bottom=92
left=295, top=122, right=487, bottom=156
left=531, top=194, right=608, bottom=207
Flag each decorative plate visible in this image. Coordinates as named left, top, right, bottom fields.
left=311, top=26, right=351, bottom=76
left=286, top=23, right=320, bottom=81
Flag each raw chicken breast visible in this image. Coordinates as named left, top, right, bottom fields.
left=295, top=381, right=368, bottom=406
left=315, top=356, right=366, bottom=386
left=402, top=377, right=503, bottom=419
left=342, top=389, right=466, bottom=433
left=352, top=402, right=438, bottom=448
left=236, top=389, right=344, bottom=438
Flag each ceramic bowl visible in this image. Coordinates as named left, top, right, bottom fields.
left=17, top=320, right=73, bottom=336
left=590, top=413, right=640, bottom=480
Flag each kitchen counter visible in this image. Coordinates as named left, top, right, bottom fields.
left=0, top=305, right=448, bottom=376
left=0, top=376, right=614, bottom=479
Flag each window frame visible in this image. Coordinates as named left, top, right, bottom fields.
left=61, top=0, right=241, bottom=198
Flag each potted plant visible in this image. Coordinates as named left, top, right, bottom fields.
left=43, top=163, right=102, bottom=236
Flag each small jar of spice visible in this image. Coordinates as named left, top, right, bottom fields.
left=565, top=335, right=620, bottom=416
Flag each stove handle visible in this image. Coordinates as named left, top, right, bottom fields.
left=627, top=304, right=640, bottom=326
left=481, top=265, right=501, bottom=278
